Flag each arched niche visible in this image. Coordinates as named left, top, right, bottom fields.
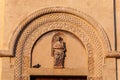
left=11, top=7, right=111, bottom=80
left=31, top=30, right=87, bottom=69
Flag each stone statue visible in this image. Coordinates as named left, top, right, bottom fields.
left=51, top=33, right=66, bottom=68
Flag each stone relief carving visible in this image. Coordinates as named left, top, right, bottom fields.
left=13, top=7, right=111, bottom=80
left=51, top=33, right=66, bottom=68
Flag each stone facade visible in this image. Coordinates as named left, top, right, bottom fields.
left=0, top=0, right=120, bottom=80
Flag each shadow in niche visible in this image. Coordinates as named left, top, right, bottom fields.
left=30, top=75, right=87, bottom=80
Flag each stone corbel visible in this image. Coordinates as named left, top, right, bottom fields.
left=106, top=51, right=120, bottom=58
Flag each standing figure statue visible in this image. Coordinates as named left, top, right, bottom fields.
left=51, top=33, right=66, bottom=68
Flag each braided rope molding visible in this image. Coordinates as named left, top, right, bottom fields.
left=0, top=7, right=111, bottom=56
left=22, top=22, right=94, bottom=79
left=22, top=13, right=103, bottom=77
left=13, top=7, right=111, bottom=80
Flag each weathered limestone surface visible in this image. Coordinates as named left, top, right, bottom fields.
left=0, top=0, right=120, bottom=80
left=116, top=0, right=120, bottom=80
left=1, top=57, right=14, bottom=80
left=103, top=58, right=116, bottom=80
left=118, top=59, right=120, bottom=80
left=0, top=0, right=4, bottom=50
left=0, top=58, right=2, bottom=80
left=117, top=0, right=120, bottom=51
left=4, top=0, right=114, bottom=50
left=0, top=0, right=4, bottom=79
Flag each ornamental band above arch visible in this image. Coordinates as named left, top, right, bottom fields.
left=0, top=7, right=111, bottom=57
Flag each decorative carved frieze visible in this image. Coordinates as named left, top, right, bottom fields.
left=10, top=7, right=111, bottom=80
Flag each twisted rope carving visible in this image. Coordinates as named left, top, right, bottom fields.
left=14, top=7, right=111, bottom=80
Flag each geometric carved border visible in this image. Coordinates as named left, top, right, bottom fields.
left=13, top=7, right=111, bottom=80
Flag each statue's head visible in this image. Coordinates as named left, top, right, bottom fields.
left=53, top=32, right=64, bottom=42
left=55, top=36, right=63, bottom=41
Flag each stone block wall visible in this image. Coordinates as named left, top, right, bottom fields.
left=0, top=0, right=120, bottom=80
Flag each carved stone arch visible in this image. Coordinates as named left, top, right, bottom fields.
left=13, top=7, right=111, bottom=80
